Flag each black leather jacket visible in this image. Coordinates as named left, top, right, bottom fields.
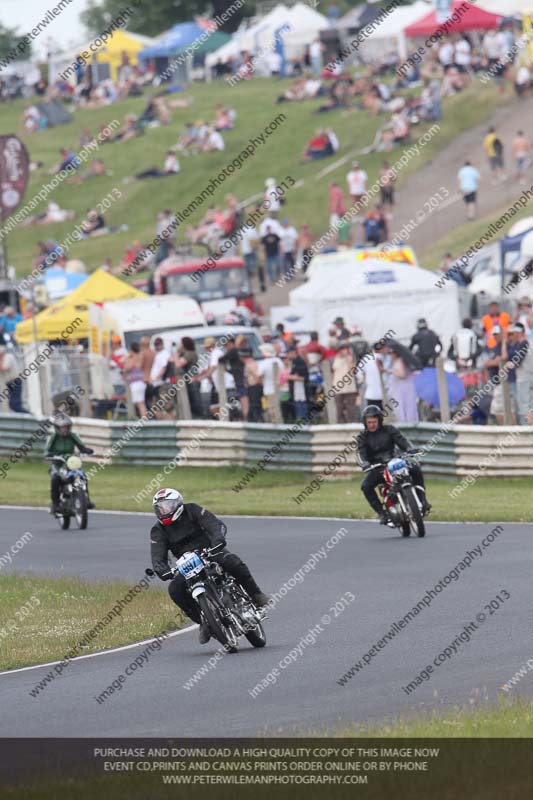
left=150, top=503, right=227, bottom=580
left=356, top=424, right=412, bottom=466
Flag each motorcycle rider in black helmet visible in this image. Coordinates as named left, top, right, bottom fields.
left=357, top=404, right=430, bottom=525
left=150, top=488, right=269, bottom=644
left=44, top=412, right=94, bottom=514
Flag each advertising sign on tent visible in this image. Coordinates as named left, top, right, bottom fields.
left=435, top=0, right=453, bottom=24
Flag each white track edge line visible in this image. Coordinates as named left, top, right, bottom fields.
left=0, top=505, right=522, bottom=525
left=0, top=624, right=198, bottom=677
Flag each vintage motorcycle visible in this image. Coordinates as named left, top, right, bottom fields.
left=47, top=455, right=90, bottom=530
left=147, top=545, right=267, bottom=652
left=365, top=454, right=428, bottom=538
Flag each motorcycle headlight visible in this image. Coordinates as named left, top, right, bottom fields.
left=67, top=455, right=82, bottom=471
left=387, top=458, right=410, bottom=479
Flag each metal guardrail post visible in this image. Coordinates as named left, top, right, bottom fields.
left=436, top=357, right=450, bottom=423
left=502, top=373, right=513, bottom=425
left=176, top=379, right=192, bottom=420
left=321, top=359, right=337, bottom=424
left=217, top=363, right=228, bottom=410
left=270, top=362, right=282, bottom=424
left=78, top=357, right=92, bottom=418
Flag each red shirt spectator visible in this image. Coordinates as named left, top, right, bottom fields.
left=329, top=182, right=346, bottom=216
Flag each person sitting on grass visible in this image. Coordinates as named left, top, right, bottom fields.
left=302, top=128, right=334, bottom=162
left=135, top=152, right=180, bottom=180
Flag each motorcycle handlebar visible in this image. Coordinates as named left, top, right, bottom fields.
left=363, top=453, right=421, bottom=472
left=146, top=544, right=224, bottom=582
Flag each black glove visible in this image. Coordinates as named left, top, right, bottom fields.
left=82, top=447, right=94, bottom=455
left=360, top=461, right=371, bottom=471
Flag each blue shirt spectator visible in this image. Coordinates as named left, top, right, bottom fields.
left=0, top=307, right=22, bottom=333
left=457, top=163, right=481, bottom=194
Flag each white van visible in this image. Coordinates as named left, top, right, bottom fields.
left=89, top=295, right=205, bottom=397
left=89, top=295, right=205, bottom=353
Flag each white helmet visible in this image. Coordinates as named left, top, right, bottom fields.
left=153, top=488, right=184, bottom=526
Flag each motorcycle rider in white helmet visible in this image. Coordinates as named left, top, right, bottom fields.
left=150, top=488, right=269, bottom=644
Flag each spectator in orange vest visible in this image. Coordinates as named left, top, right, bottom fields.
left=482, top=301, right=510, bottom=348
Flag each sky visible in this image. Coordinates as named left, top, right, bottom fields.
left=0, top=0, right=91, bottom=57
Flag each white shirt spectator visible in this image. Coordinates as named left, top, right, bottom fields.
left=157, top=212, right=177, bottom=239
left=163, top=154, right=180, bottom=173
left=0, top=350, right=18, bottom=386
left=310, top=40, right=322, bottom=59
left=357, top=354, right=383, bottom=401
left=483, top=31, right=500, bottom=60
left=327, top=130, right=339, bottom=152
left=516, top=66, right=531, bottom=86
left=258, top=356, right=283, bottom=396
left=280, top=224, right=298, bottom=254
left=150, top=348, right=170, bottom=387
left=495, top=31, right=510, bottom=58
left=438, top=41, right=454, bottom=66
left=454, top=38, right=471, bottom=67
left=208, top=130, right=225, bottom=151
left=259, top=215, right=283, bottom=237
left=209, top=346, right=235, bottom=390
left=451, top=328, right=479, bottom=364
left=304, top=79, right=321, bottom=97
left=346, top=168, right=368, bottom=196
left=268, top=51, right=282, bottom=73
left=240, top=226, right=259, bottom=256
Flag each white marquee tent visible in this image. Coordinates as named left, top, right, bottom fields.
left=206, top=2, right=328, bottom=66
left=479, top=0, right=533, bottom=14
left=358, top=0, right=432, bottom=62
left=289, top=256, right=460, bottom=347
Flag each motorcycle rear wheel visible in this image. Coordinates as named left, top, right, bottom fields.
left=197, top=593, right=238, bottom=653
left=406, top=487, right=425, bottom=538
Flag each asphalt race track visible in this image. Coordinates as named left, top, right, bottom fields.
left=0, top=507, right=531, bottom=737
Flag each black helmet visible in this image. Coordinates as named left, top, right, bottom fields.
left=50, top=411, right=72, bottom=436
left=362, top=404, right=384, bottom=427
left=416, top=318, right=428, bottom=330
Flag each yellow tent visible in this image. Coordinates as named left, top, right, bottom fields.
left=16, top=269, right=147, bottom=344
left=86, top=29, right=155, bottom=81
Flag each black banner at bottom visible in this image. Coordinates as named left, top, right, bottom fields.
left=1, top=739, right=531, bottom=798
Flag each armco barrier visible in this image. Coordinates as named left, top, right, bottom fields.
left=1, top=414, right=532, bottom=477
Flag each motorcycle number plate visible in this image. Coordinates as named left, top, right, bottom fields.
left=176, top=552, right=203, bottom=578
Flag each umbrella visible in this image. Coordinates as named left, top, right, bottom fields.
left=414, top=367, right=466, bottom=409
left=387, top=339, right=422, bottom=372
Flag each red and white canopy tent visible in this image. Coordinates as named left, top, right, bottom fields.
left=404, top=1, right=502, bottom=37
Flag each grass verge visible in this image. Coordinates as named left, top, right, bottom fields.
left=329, top=697, right=533, bottom=737
left=0, top=573, right=185, bottom=671
left=2, top=78, right=508, bottom=281
left=420, top=195, right=533, bottom=272
left=1, top=702, right=532, bottom=797
left=2, top=459, right=533, bottom=522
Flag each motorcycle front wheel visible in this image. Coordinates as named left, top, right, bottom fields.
left=58, top=513, right=70, bottom=530
left=197, top=593, right=238, bottom=653
left=245, top=622, right=267, bottom=648
left=73, top=489, right=88, bottom=530
left=405, top=486, right=426, bottom=538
